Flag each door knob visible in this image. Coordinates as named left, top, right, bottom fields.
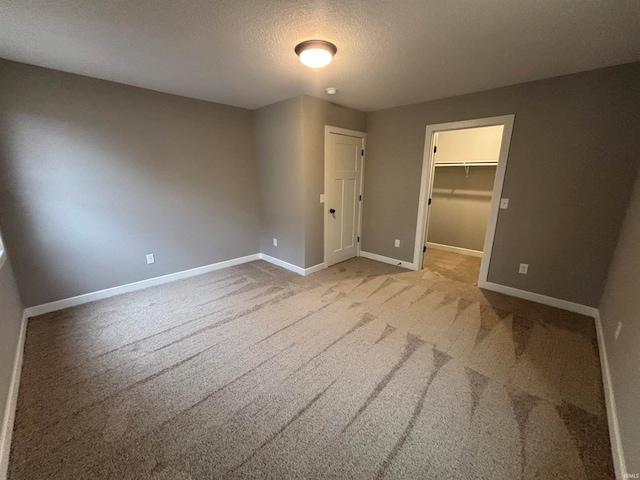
left=329, top=208, right=336, bottom=214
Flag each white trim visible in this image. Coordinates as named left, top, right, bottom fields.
left=303, top=262, right=327, bottom=275
left=0, top=253, right=326, bottom=478
left=258, top=254, right=326, bottom=276
left=359, top=135, right=366, bottom=259
left=0, top=311, right=27, bottom=480
left=0, top=231, right=5, bottom=271
left=593, top=311, right=626, bottom=479
left=359, top=251, right=417, bottom=271
left=259, top=254, right=306, bottom=275
left=478, top=279, right=598, bottom=317
left=3, top=256, right=625, bottom=480
left=24, top=253, right=331, bottom=319
left=426, top=242, right=483, bottom=258
left=25, top=254, right=260, bottom=318
left=414, top=115, right=516, bottom=286
left=323, top=126, right=365, bottom=137
left=324, top=126, right=366, bottom=268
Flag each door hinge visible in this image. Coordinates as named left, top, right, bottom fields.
left=361, top=149, right=364, bottom=156
left=359, top=195, right=362, bottom=201
left=423, top=246, right=427, bottom=253
left=428, top=197, right=432, bottom=205
left=357, top=236, right=360, bottom=242
left=433, top=146, right=437, bottom=154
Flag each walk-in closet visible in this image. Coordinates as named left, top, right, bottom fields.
left=426, top=125, right=504, bottom=258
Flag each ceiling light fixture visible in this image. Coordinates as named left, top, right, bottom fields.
left=295, top=40, right=337, bottom=68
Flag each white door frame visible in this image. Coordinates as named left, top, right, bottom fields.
left=324, top=126, right=366, bottom=266
left=413, top=115, right=515, bottom=284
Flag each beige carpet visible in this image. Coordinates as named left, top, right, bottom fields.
left=9, top=253, right=614, bottom=479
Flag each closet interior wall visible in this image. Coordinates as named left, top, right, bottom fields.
left=427, top=126, right=503, bottom=254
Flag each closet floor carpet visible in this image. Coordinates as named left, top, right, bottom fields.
left=9, top=257, right=614, bottom=479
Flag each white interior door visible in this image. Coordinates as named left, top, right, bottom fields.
left=325, top=129, right=364, bottom=267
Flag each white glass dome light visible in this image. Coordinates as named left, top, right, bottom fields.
left=295, top=40, right=337, bottom=68
left=299, top=48, right=332, bottom=68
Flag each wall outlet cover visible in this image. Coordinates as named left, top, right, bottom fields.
left=273, top=238, right=277, bottom=247
left=500, top=198, right=509, bottom=209
left=320, top=194, right=325, bottom=203
left=518, top=263, right=528, bottom=274
left=394, top=239, right=400, bottom=248
left=146, top=253, right=155, bottom=264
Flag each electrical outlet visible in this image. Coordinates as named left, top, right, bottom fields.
left=615, top=322, right=623, bottom=340
left=500, top=198, right=510, bottom=209
left=394, top=239, right=400, bottom=248
left=518, top=263, right=528, bottom=274
left=273, top=238, right=277, bottom=247
left=320, top=194, right=325, bottom=204
left=146, top=253, right=155, bottom=265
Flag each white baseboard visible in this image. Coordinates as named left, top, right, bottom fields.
left=258, top=254, right=326, bottom=276
left=478, top=280, right=598, bottom=317
left=24, top=252, right=332, bottom=319
left=303, top=262, right=327, bottom=275
left=427, top=242, right=483, bottom=258
left=0, top=252, right=325, bottom=477
left=258, top=254, right=305, bottom=275
left=25, top=254, right=261, bottom=318
left=2, top=256, right=625, bottom=480
left=359, top=251, right=417, bottom=271
left=478, top=285, right=626, bottom=475
left=0, top=311, right=27, bottom=480
left=594, top=311, right=626, bottom=479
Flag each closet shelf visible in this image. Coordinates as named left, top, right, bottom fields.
left=434, top=162, right=498, bottom=167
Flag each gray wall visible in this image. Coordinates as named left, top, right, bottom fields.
left=599, top=168, right=640, bottom=476
left=0, top=255, right=24, bottom=460
left=255, top=97, right=305, bottom=267
left=0, top=59, right=259, bottom=307
left=362, top=62, right=640, bottom=306
left=255, top=95, right=366, bottom=269
left=302, top=96, right=366, bottom=268
left=428, top=166, right=496, bottom=252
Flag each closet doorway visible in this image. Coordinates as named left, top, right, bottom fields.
left=413, top=115, right=515, bottom=285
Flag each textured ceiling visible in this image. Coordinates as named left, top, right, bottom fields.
left=1, top=0, right=639, bottom=112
